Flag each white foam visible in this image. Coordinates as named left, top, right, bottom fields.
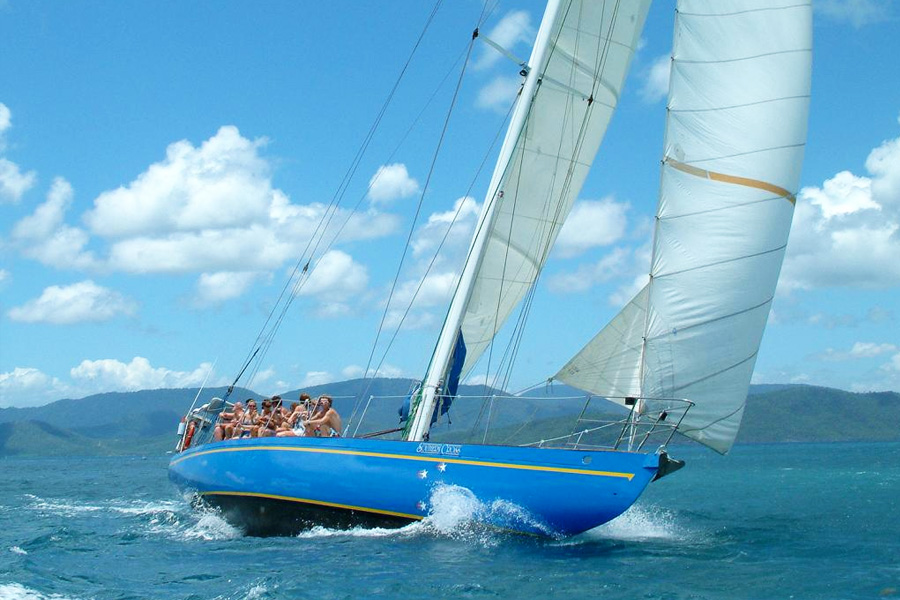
left=0, top=583, right=78, bottom=600
left=8, top=547, right=27, bottom=555
left=578, top=504, right=687, bottom=543
left=24, top=495, right=104, bottom=517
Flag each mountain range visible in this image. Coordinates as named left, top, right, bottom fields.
left=0, top=379, right=896, bottom=457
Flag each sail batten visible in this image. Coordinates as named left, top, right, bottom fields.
left=556, top=0, right=812, bottom=454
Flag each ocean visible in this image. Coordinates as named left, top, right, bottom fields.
left=1, top=442, right=897, bottom=600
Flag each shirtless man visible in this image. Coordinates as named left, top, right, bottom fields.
left=305, top=396, right=342, bottom=437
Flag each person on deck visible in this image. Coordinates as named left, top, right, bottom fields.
left=231, top=399, right=259, bottom=438
left=304, top=395, right=342, bottom=437
left=213, top=401, right=244, bottom=441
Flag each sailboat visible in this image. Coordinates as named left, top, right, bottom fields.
left=169, top=0, right=812, bottom=537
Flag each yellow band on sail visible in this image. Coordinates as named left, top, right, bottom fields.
left=665, top=158, right=796, bottom=205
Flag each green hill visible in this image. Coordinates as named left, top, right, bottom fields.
left=0, top=381, right=896, bottom=456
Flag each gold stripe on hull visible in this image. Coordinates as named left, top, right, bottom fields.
left=172, top=444, right=635, bottom=480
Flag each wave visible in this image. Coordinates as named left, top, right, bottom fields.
left=0, top=583, right=80, bottom=600
left=573, top=504, right=692, bottom=544
left=23, top=493, right=240, bottom=542
left=294, top=484, right=548, bottom=545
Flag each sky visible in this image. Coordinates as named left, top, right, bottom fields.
left=1, top=0, right=899, bottom=408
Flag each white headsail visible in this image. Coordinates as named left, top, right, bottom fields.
left=555, top=0, right=813, bottom=453
left=407, top=0, right=651, bottom=441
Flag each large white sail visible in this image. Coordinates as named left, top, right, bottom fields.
left=556, top=0, right=812, bottom=453
left=458, top=0, right=652, bottom=375
left=407, top=0, right=650, bottom=441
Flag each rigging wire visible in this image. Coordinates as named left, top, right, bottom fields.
left=468, top=0, right=627, bottom=436
left=230, top=0, right=445, bottom=392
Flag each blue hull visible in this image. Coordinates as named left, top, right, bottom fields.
left=168, top=437, right=661, bottom=536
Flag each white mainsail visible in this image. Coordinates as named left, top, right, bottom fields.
left=407, top=0, right=651, bottom=441
left=457, top=0, right=652, bottom=377
left=556, top=0, right=813, bottom=453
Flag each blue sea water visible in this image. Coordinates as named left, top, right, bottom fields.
left=0, top=442, right=897, bottom=600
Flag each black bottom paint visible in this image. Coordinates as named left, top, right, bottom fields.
left=198, top=494, right=416, bottom=537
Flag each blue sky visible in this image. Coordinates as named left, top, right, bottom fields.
left=1, top=0, right=898, bottom=408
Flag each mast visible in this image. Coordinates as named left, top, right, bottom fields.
left=406, top=0, right=565, bottom=442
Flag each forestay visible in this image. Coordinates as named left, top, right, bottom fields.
left=458, top=0, right=651, bottom=376
left=556, top=0, right=813, bottom=453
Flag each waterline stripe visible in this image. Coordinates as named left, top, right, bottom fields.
left=202, top=490, right=423, bottom=521
left=666, top=157, right=796, bottom=205
left=171, top=445, right=634, bottom=480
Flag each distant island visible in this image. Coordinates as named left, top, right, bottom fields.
left=0, top=379, right=896, bottom=457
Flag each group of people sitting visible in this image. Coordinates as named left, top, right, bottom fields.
left=212, top=393, right=342, bottom=442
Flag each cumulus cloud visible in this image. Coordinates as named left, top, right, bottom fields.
left=10, top=177, right=97, bottom=269
left=639, top=54, right=671, bottom=104
left=340, top=364, right=404, bottom=380
left=816, top=0, right=891, bottom=27
left=7, top=280, right=137, bottom=324
left=781, top=118, right=900, bottom=292
left=474, top=10, right=533, bottom=71
left=476, top=75, right=522, bottom=113
left=193, top=271, right=268, bottom=307
left=6, top=126, right=399, bottom=304
left=819, top=342, right=899, bottom=361
left=367, top=163, right=419, bottom=204
left=70, top=357, right=219, bottom=393
left=301, top=371, right=335, bottom=387
left=0, top=367, right=69, bottom=408
left=85, top=126, right=273, bottom=237
left=555, top=198, right=629, bottom=258
left=298, top=250, right=369, bottom=317
left=0, top=159, right=36, bottom=203
left=547, top=244, right=649, bottom=304
left=382, top=196, right=480, bottom=331
left=0, top=103, right=37, bottom=203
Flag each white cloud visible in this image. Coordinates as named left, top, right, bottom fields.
left=84, top=126, right=273, bottom=237
left=548, top=246, right=636, bottom=291
left=819, top=342, right=899, bottom=361
left=70, top=357, right=218, bottom=393
left=0, top=367, right=69, bottom=408
left=193, top=271, right=267, bottom=307
left=0, top=104, right=37, bottom=203
left=474, top=10, right=533, bottom=71
left=367, top=163, right=419, bottom=204
left=298, top=250, right=369, bottom=317
left=639, top=54, right=670, bottom=103
left=300, top=250, right=368, bottom=298
left=0, top=269, right=8, bottom=285
left=555, top=198, right=629, bottom=258
left=816, top=0, right=890, bottom=27
left=781, top=118, right=900, bottom=292
left=7, top=280, right=137, bottom=324
left=0, top=158, right=36, bottom=203
left=301, top=371, right=334, bottom=387
left=0, top=103, right=10, bottom=136
left=340, top=364, right=404, bottom=380
left=4, top=127, right=399, bottom=305
left=10, top=177, right=97, bottom=269
left=476, top=75, right=522, bottom=113
left=411, top=196, right=479, bottom=261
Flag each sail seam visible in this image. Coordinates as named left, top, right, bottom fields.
left=646, top=297, right=773, bottom=342
left=675, top=47, right=811, bottom=66
left=660, top=195, right=789, bottom=220
left=678, top=3, right=811, bottom=19
left=671, top=352, right=758, bottom=395
left=669, top=94, right=810, bottom=114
